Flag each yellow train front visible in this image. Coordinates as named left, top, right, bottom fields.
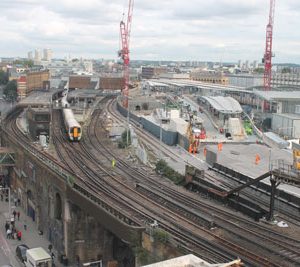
left=63, top=108, right=82, bottom=141
left=68, top=125, right=82, bottom=141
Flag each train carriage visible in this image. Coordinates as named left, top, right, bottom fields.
left=62, top=108, right=82, bottom=141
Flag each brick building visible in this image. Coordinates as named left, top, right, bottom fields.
left=191, top=71, right=228, bottom=85
left=17, top=76, right=27, bottom=99
left=99, top=77, right=124, bottom=90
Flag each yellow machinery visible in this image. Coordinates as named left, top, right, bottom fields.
left=186, top=114, right=199, bottom=154
left=292, top=142, right=300, bottom=170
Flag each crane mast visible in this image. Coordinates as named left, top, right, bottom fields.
left=263, top=0, right=275, bottom=92
left=119, top=0, right=134, bottom=108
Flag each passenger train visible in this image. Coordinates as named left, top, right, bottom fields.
left=61, top=95, right=82, bottom=141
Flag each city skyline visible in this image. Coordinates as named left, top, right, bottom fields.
left=0, top=0, right=300, bottom=63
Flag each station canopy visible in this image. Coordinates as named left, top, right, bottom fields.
left=201, top=96, right=243, bottom=114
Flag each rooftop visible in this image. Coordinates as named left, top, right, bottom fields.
left=26, top=247, right=51, bottom=261
left=201, top=96, right=243, bottom=114
left=253, top=90, right=300, bottom=101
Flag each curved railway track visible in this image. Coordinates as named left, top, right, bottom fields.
left=104, top=98, right=300, bottom=266
left=69, top=101, right=290, bottom=267
left=3, top=103, right=300, bottom=266
left=51, top=107, right=234, bottom=264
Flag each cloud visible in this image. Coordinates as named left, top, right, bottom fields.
left=0, top=0, right=299, bottom=63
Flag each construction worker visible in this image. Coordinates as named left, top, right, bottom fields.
left=218, top=143, right=223, bottom=151
left=112, top=159, right=116, bottom=168
left=255, top=154, right=261, bottom=165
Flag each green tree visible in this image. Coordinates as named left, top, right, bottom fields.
left=282, top=67, right=291, bottom=74
left=118, top=130, right=131, bottom=148
left=13, top=59, right=34, bottom=68
left=253, top=68, right=264, bottom=74
left=0, top=70, right=9, bottom=85
left=3, top=80, right=17, bottom=101
left=153, top=228, right=169, bottom=244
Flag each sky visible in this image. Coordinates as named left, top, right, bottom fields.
left=0, top=0, right=300, bottom=63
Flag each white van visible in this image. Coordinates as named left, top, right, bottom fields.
left=25, top=247, right=52, bottom=267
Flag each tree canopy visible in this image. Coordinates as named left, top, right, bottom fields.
left=281, top=67, right=291, bottom=74
left=0, top=70, right=9, bottom=85
left=13, top=59, right=34, bottom=68
left=253, top=68, right=264, bottom=74
left=3, top=80, right=17, bottom=101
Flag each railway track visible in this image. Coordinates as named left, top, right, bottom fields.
left=3, top=104, right=300, bottom=266
left=205, top=169, right=300, bottom=224
left=76, top=100, right=294, bottom=266
left=104, top=98, right=300, bottom=266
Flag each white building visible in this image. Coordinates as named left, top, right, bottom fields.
left=43, top=48, right=53, bottom=62
left=28, top=51, right=33, bottom=60
left=253, top=60, right=258, bottom=69
left=83, top=60, right=93, bottom=73
left=34, top=49, right=41, bottom=63
left=226, top=74, right=263, bottom=88
left=245, top=60, right=249, bottom=69
left=237, top=60, right=242, bottom=68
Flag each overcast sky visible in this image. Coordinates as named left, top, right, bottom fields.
left=0, top=0, right=299, bottom=63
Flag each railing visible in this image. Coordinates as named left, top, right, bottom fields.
left=271, top=159, right=300, bottom=183
left=2, top=124, right=75, bottom=187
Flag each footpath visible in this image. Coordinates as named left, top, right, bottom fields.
left=0, top=193, right=63, bottom=267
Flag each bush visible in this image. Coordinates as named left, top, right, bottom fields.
left=155, top=159, right=184, bottom=185
left=0, top=70, right=8, bottom=85
left=153, top=228, right=169, bottom=244
left=134, top=247, right=150, bottom=265
left=118, top=130, right=131, bottom=148
left=3, top=80, right=17, bottom=101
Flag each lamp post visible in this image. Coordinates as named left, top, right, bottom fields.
left=127, top=101, right=130, bottom=146
left=125, top=95, right=132, bottom=147
left=159, top=118, right=162, bottom=159
left=83, top=260, right=102, bottom=267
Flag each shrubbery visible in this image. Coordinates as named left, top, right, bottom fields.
left=155, top=159, right=184, bottom=185
left=118, top=130, right=131, bottom=148
left=153, top=228, right=169, bottom=244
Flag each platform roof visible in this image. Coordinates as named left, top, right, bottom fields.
left=146, top=80, right=169, bottom=87
left=253, top=90, right=300, bottom=101
left=153, top=78, right=248, bottom=92
left=17, top=90, right=58, bottom=107
left=201, top=96, right=243, bottom=114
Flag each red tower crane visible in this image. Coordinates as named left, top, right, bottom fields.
left=119, top=0, right=134, bottom=108
left=263, top=0, right=275, bottom=92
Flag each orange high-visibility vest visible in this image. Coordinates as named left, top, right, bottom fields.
left=255, top=154, right=260, bottom=165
